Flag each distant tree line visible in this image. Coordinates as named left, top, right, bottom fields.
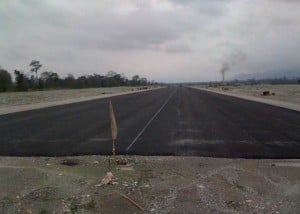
left=227, top=77, right=300, bottom=85
left=186, top=77, right=300, bottom=87
left=0, top=61, right=156, bottom=92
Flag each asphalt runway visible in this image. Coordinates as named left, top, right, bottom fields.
left=1, top=86, right=300, bottom=158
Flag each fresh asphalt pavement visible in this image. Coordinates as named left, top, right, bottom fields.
left=1, top=86, right=300, bottom=158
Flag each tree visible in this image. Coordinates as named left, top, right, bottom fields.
left=28, top=75, right=36, bottom=88
left=106, top=70, right=118, bottom=77
left=85, top=74, right=105, bottom=87
left=29, top=60, right=42, bottom=79
left=40, top=71, right=60, bottom=88
left=132, top=75, right=140, bottom=81
left=76, top=75, right=90, bottom=88
left=64, top=74, right=75, bottom=88
left=0, top=68, right=12, bottom=92
left=130, top=75, right=140, bottom=86
left=14, top=70, right=29, bottom=91
left=140, top=77, right=148, bottom=85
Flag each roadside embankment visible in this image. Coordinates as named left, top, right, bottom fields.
left=0, top=86, right=161, bottom=115
left=0, top=156, right=299, bottom=213
left=192, top=84, right=300, bottom=112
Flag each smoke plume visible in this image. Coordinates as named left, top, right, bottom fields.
left=220, top=50, right=246, bottom=82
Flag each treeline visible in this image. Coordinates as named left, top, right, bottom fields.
left=0, top=61, right=156, bottom=92
left=190, top=77, right=300, bottom=87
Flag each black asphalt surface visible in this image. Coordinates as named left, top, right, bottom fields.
left=1, top=86, right=300, bottom=158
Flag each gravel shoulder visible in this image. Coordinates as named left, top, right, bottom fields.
left=0, top=86, right=160, bottom=115
left=192, top=84, right=300, bottom=112
left=0, top=156, right=299, bottom=213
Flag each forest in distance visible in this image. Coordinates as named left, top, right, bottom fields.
left=0, top=60, right=156, bottom=92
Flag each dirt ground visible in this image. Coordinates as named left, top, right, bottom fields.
left=0, top=156, right=299, bottom=213
left=0, top=87, right=145, bottom=107
left=0, top=86, right=159, bottom=115
left=195, top=84, right=300, bottom=105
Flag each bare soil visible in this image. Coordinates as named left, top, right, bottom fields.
left=197, top=84, right=300, bottom=105
left=0, top=86, right=159, bottom=115
left=0, top=156, right=299, bottom=213
left=0, top=87, right=141, bottom=107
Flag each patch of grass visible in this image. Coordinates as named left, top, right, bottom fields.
left=39, top=208, right=48, bottom=214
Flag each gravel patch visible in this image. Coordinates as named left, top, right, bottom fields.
left=0, top=156, right=299, bottom=213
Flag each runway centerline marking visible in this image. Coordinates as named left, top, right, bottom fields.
left=125, top=89, right=176, bottom=151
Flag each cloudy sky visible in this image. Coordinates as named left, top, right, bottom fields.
left=1, top=0, right=300, bottom=82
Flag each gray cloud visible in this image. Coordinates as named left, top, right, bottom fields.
left=164, top=41, right=191, bottom=53
left=1, top=0, right=300, bottom=82
left=66, top=6, right=201, bottom=52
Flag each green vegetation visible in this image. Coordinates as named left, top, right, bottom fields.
left=0, top=61, right=156, bottom=92
left=0, top=67, right=12, bottom=92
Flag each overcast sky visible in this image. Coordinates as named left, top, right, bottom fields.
left=1, top=0, right=300, bottom=82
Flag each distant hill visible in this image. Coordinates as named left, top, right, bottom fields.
left=232, top=70, right=300, bottom=80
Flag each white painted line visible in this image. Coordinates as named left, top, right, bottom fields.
left=125, top=89, right=176, bottom=151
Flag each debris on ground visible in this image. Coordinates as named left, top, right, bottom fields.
left=261, top=91, right=271, bottom=96
left=60, top=159, right=80, bottom=166
left=115, top=157, right=136, bottom=170
left=117, top=165, right=134, bottom=171
left=1, top=156, right=299, bottom=213
left=116, top=158, right=128, bottom=165
left=260, top=90, right=275, bottom=96
left=113, top=191, right=145, bottom=211
left=133, top=158, right=139, bottom=165
left=96, top=172, right=118, bottom=187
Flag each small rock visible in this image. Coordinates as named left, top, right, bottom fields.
left=197, top=184, right=205, bottom=189
left=246, top=200, right=253, bottom=203
left=26, top=209, right=32, bottom=214
left=117, top=166, right=134, bottom=171
left=96, top=172, right=117, bottom=186
left=226, top=200, right=234, bottom=205
left=116, top=158, right=128, bottom=165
